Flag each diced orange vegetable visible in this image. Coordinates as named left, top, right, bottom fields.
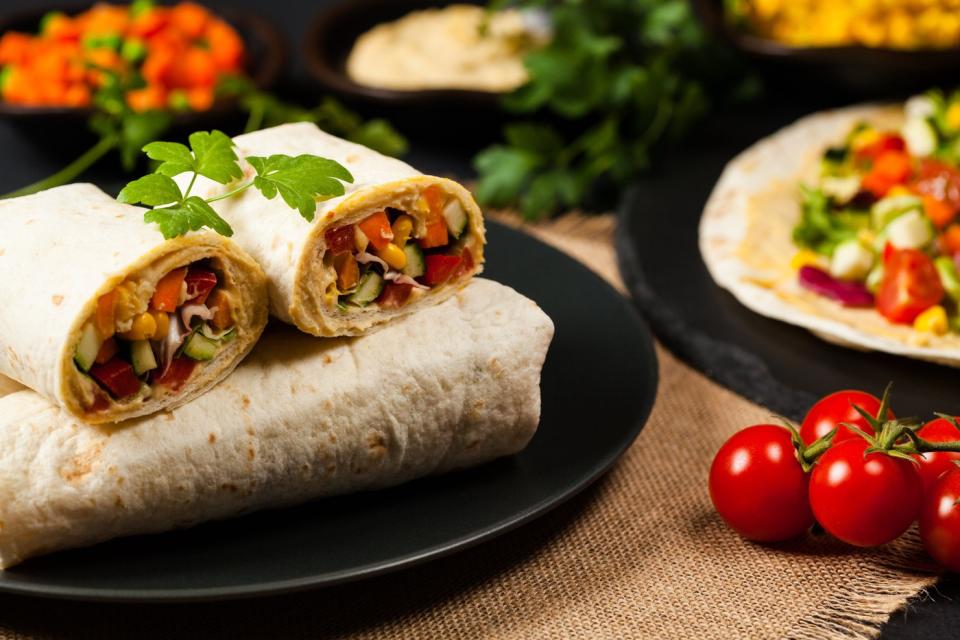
left=419, top=219, right=449, bottom=249
left=44, top=15, right=80, bottom=43
left=942, top=225, right=960, bottom=256
left=96, top=289, right=117, bottom=339
left=924, top=194, right=957, bottom=228
left=334, top=253, right=360, bottom=291
left=0, top=33, right=32, bottom=66
left=63, top=83, right=91, bottom=107
left=422, top=185, right=445, bottom=217
left=170, top=2, right=210, bottom=40
left=80, top=5, right=128, bottom=35
left=129, top=7, right=170, bottom=39
left=151, top=267, right=187, bottom=312
left=206, top=19, right=243, bottom=70
left=167, top=47, right=216, bottom=88
left=95, top=338, right=118, bottom=365
left=127, top=85, right=167, bottom=112
left=186, top=86, right=213, bottom=110
left=207, top=289, right=233, bottom=330
left=862, top=150, right=913, bottom=198
left=141, top=47, right=175, bottom=85
left=358, top=211, right=394, bottom=251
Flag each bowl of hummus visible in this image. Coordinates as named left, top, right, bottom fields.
left=305, top=0, right=550, bottom=107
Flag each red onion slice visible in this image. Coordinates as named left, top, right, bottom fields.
left=798, top=266, right=875, bottom=307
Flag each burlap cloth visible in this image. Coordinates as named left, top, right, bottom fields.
left=0, top=214, right=941, bottom=639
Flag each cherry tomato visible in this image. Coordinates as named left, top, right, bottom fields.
left=809, top=438, right=922, bottom=547
left=709, top=424, right=814, bottom=542
left=876, top=249, right=944, bottom=324
left=916, top=417, right=960, bottom=497
left=799, top=390, right=892, bottom=445
left=913, top=159, right=960, bottom=217
left=920, top=467, right=960, bottom=572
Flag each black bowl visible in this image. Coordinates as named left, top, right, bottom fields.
left=693, top=0, right=960, bottom=96
left=304, top=0, right=502, bottom=111
left=0, top=2, right=286, bottom=123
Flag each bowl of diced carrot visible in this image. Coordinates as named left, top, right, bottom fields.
left=0, top=1, right=284, bottom=118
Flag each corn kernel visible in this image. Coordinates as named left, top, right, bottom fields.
left=120, top=312, right=157, bottom=341
left=377, top=242, right=407, bottom=270
left=914, top=305, right=948, bottom=335
left=887, top=185, right=913, bottom=197
left=114, top=282, right=138, bottom=323
left=151, top=311, right=170, bottom=340
left=790, top=249, right=825, bottom=270
left=392, top=215, right=414, bottom=247
left=354, top=225, right=369, bottom=253
left=947, top=103, right=960, bottom=132
left=851, top=128, right=881, bottom=151
left=415, top=197, right=430, bottom=215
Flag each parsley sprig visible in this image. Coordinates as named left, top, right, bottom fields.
left=118, top=130, right=354, bottom=239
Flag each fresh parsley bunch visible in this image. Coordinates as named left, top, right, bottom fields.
left=476, top=0, right=756, bottom=218
left=118, top=130, right=353, bottom=239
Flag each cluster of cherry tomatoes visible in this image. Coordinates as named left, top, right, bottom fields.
left=709, top=388, right=960, bottom=571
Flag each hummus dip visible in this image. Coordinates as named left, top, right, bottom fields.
left=346, top=4, right=548, bottom=93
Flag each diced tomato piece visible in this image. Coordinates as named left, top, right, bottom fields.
left=153, top=356, right=198, bottom=391
left=855, top=133, right=906, bottom=162
left=862, top=150, right=913, bottom=198
left=454, top=248, right=475, bottom=278
left=184, top=268, right=217, bottom=304
left=325, top=224, right=355, bottom=255
left=883, top=241, right=897, bottom=265
left=376, top=283, right=413, bottom=309
left=96, top=289, right=117, bottom=339
left=90, top=358, right=142, bottom=399
left=876, top=248, right=944, bottom=324
left=418, top=219, right=449, bottom=249
left=170, top=2, right=210, bottom=40
left=358, top=212, right=393, bottom=251
left=151, top=267, right=187, bottom=312
left=334, top=253, right=359, bottom=291
left=95, top=338, right=118, bottom=365
left=914, top=159, right=960, bottom=221
left=423, top=254, right=462, bottom=286
left=941, top=225, right=960, bottom=256
left=923, top=194, right=956, bottom=228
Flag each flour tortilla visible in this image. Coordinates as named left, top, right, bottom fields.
left=0, top=279, right=553, bottom=569
left=0, top=184, right=269, bottom=424
left=699, top=104, right=960, bottom=365
left=0, top=376, right=22, bottom=397
left=182, top=123, right=485, bottom=337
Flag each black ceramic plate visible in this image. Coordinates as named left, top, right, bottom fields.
left=616, top=99, right=960, bottom=421
left=0, top=220, right=657, bottom=603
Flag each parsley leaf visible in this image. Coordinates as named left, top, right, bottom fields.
left=247, top=154, right=354, bottom=221
left=117, top=173, right=183, bottom=207
left=188, top=130, right=243, bottom=184
left=143, top=196, right=234, bottom=239
left=142, top=141, right=195, bottom=177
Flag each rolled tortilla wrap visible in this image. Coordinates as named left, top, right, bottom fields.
left=0, top=184, right=269, bottom=424
left=0, top=376, right=22, bottom=398
left=0, top=279, right=554, bottom=569
left=183, top=122, right=485, bottom=337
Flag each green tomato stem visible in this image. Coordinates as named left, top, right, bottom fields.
left=1, top=135, right=118, bottom=199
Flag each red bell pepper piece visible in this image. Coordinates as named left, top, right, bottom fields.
left=423, top=254, right=462, bottom=286
left=376, top=283, right=414, bottom=309
left=324, top=224, right=355, bottom=255
left=184, top=268, right=217, bottom=305
left=90, top=358, right=142, bottom=399
left=454, top=248, right=475, bottom=278
left=153, top=356, right=198, bottom=392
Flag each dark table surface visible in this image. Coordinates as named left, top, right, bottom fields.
left=0, top=0, right=954, bottom=636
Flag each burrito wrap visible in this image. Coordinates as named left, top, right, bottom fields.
left=184, top=123, right=486, bottom=336
left=697, top=104, right=960, bottom=365
left=0, top=184, right=269, bottom=423
left=0, top=279, right=553, bottom=568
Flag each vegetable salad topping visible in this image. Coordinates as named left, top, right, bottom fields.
left=792, top=89, right=960, bottom=336
left=324, top=185, right=473, bottom=310
left=74, top=260, right=235, bottom=408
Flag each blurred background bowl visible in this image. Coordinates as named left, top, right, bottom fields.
left=0, top=2, right=286, bottom=123
left=692, top=0, right=960, bottom=96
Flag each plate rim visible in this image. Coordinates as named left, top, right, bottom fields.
left=0, top=220, right=659, bottom=603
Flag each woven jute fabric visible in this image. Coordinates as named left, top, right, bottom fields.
left=0, top=214, right=939, bottom=639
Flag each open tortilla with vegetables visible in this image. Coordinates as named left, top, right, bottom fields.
left=701, top=91, right=960, bottom=365
left=0, top=184, right=269, bottom=424
left=0, top=279, right=553, bottom=569
left=182, top=122, right=485, bottom=337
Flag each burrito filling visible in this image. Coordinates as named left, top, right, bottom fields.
left=73, top=260, right=236, bottom=410
left=791, top=90, right=960, bottom=337
left=323, top=185, right=475, bottom=311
